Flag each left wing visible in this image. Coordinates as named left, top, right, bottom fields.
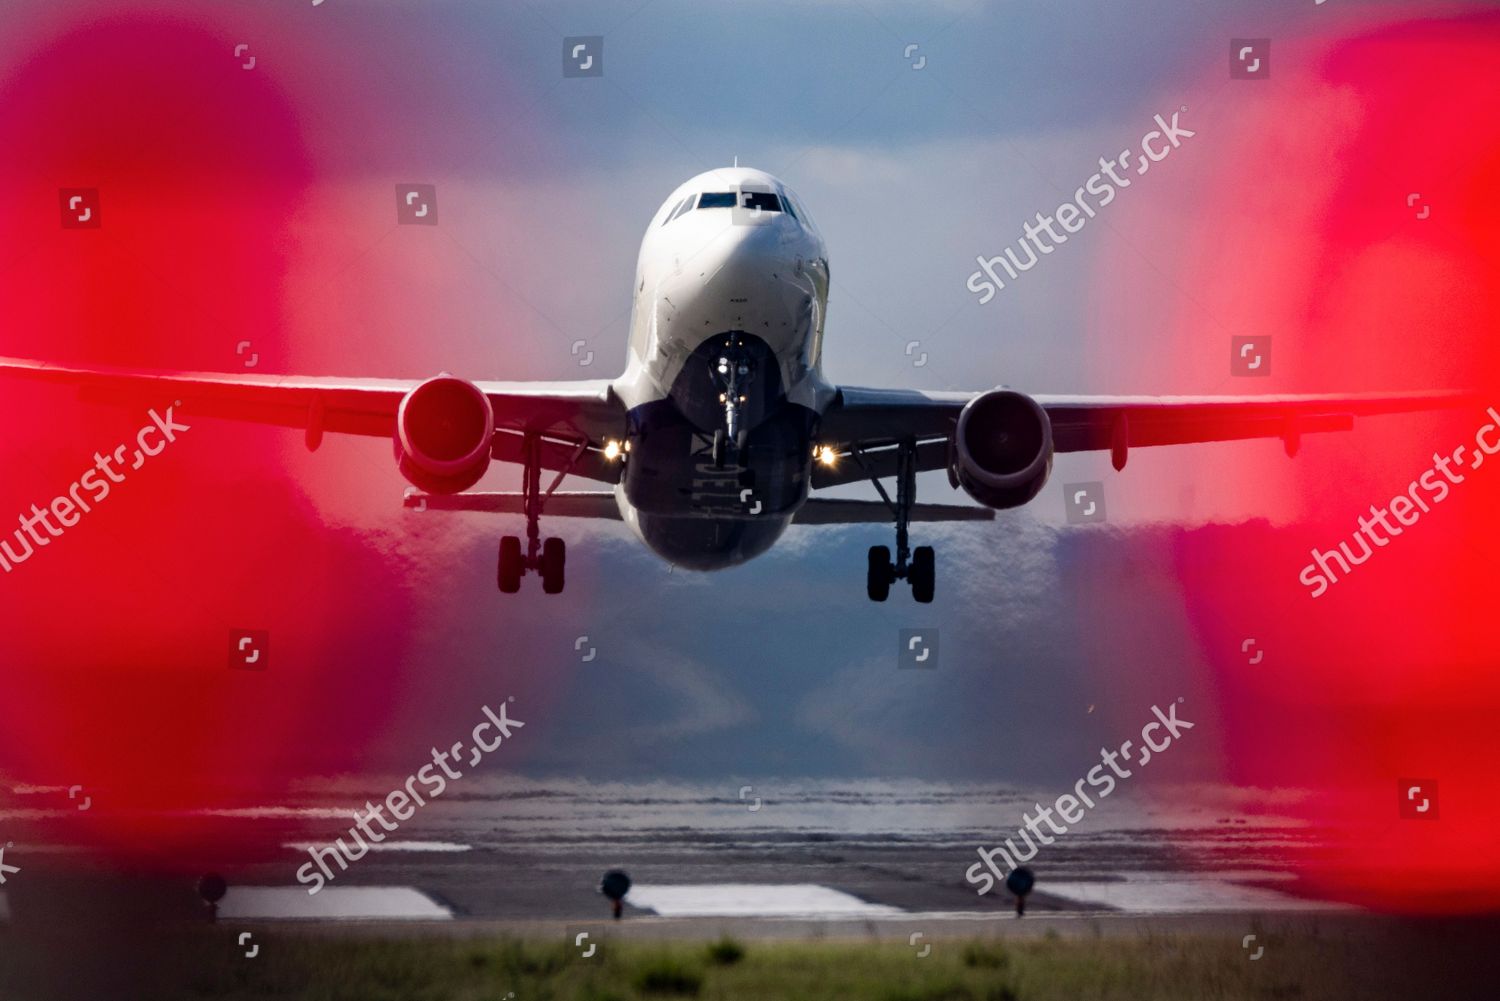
left=812, top=386, right=1471, bottom=488
left=0, top=355, right=626, bottom=480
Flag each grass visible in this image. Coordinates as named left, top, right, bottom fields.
left=0, top=927, right=1434, bottom=1001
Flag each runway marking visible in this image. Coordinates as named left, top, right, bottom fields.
left=218, top=886, right=453, bottom=921
left=282, top=840, right=472, bottom=854
left=1039, top=877, right=1352, bottom=914
left=626, top=883, right=902, bottom=918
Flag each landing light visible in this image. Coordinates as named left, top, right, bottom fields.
left=815, top=445, right=838, bottom=466
left=603, top=440, right=623, bottom=461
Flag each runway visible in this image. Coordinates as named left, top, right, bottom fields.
left=6, top=778, right=1494, bottom=1001
left=1, top=777, right=1352, bottom=926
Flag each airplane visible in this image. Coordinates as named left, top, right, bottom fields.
left=0, top=166, right=1465, bottom=601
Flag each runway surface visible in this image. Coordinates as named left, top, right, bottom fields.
left=1, top=778, right=1356, bottom=927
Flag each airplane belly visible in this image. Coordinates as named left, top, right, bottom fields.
left=621, top=397, right=817, bottom=554
left=631, top=511, right=791, bottom=571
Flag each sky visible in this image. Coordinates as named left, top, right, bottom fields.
left=0, top=0, right=1498, bottom=909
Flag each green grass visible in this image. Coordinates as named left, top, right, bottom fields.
left=0, top=927, right=1418, bottom=1001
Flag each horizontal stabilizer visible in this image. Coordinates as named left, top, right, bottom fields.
left=404, top=491, right=994, bottom=525
left=403, top=490, right=622, bottom=520
left=791, top=498, right=995, bottom=525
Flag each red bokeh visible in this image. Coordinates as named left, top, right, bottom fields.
left=1099, top=11, right=1500, bottom=912
left=0, top=8, right=406, bottom=858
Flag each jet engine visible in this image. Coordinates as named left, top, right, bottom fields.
left=394, top=375, right=494, bottom=494
left=951, top=389, right=1053, bottom=509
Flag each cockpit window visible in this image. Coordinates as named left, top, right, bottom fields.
left=662, top=195, right=696, bottom=225
left=695, top=190, right=784, bottom=214
left=697, top=192, right=737, bottom=209
left=786, top=192, right=816, bottom=231
left=741, top=191, right=782, bottom=213
left=779, top=191, right=798, bottom=221
left=669, top=196, right=695, bottom=222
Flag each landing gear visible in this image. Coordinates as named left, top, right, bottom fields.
left=855, top=437, right=936, bottom=603
left=867, top=545, right=893, bottom=601
left=711, top=337, right=755, bottom=467
left=498, top=536, right=523, bottom=593
left=910, top=545, right=935, bottom=604
left=540, top=537, right=566, bottom=594
left=496, top=431, right=581, bottom=595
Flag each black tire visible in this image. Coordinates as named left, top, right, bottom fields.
left=911, top=546, right=935, bottom=604
left=867, top=545, right=892, bottom=602
left=498, top=536, right=522, bottom=593
left=712, top=429, right=726, bottom=468
left=541, top=537, right=566, bottom=595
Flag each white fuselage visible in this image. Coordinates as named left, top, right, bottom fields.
left=608, top=167, right=835, bottom=568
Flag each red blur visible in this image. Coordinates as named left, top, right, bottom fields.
left=1096, top=11, right=1500, bottom=912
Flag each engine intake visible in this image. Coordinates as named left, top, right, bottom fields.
left=952, top=390, right=1053, bottom=509
left=394, top=376, right=494, bottom=494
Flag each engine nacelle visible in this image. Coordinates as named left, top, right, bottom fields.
left=952, top=389, right=1053, bottom=510
left=394, top=376, right=494, bottom=494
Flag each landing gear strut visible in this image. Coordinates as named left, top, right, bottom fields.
left=497, top=431, right=577, bottom=595
left=711, top=337, right=755, bottom=468
left=857, top=437, right=935, bottom=603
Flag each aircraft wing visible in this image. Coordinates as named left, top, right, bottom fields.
left=0, top=355, right=626, bottom=480
left=812, top=386, right=1471, bottom=489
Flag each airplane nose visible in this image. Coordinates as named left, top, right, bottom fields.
left=698, top=220, right=795, bottom=289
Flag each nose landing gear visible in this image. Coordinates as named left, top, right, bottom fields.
left=712, top=337, right=755, bottom=468
left=857, top=437, right=936, bottom=603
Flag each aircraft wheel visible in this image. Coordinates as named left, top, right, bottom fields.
left=498, top=536, right=523, bottom=593
left=541, top=537, right=567, bottom=595
left=712, top=429, right=727, bottom=469
left=867, top=545, right=892, bottom=602
left=910, top=546, right=935, bottom=604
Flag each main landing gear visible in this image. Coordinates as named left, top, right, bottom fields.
left=497, top=431, right=576, bottom=595
left=857, top=437, right=935, bottom=603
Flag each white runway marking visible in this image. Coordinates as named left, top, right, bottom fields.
left=282, top=841, right=472, bottom=853
left=627, top=883, right=902, bottom=917
left=1040, top=876, right=1352, bottom=913
left=219, top=886, right=453, bottom=920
